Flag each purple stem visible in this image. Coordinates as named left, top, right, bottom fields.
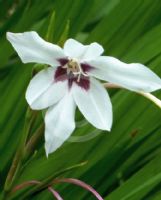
left=12, top=180, right=63, bottom=200
left=53, top=178, right=104, bottom=200
left=12, top=180, right=41, bottom=192
left=48, top=186, right=64, bottom=200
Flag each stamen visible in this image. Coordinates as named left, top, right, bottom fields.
left=62, top=64, right=68, bottom=69
left=61, top=58, right=89, bottom=82
left=81, top=71, right=89, bottom=77
left=77, top=73, right=81, bottom=82
left=77, top=63, right=89, bottom=77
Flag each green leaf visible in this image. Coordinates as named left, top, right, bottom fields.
left=1, top=1, right=161, bottom=200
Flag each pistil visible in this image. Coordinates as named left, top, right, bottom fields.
left=62, top=58, right=88, bottom=82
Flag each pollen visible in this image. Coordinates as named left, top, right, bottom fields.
left=62, top=58, right=88, bottom=82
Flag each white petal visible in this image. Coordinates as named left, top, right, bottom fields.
left=63, top=38, right=104, bottom=61
left=26, top=67, right=67, bottom=110
left=82, top=42, right=104, bottom=61
left=87, top=56, right=161, bottom=92
left=7, top=31, right=65, bottom=66
left=63, top=39, right=85, bottom=59
left=72, top=78, right=112, bottom=131
left=45, top=94, right=76, bottom=156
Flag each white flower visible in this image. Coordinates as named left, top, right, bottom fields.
left=7, top=31, right=161, bottom=155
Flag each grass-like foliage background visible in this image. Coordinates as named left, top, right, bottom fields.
left=0, top=0, right=161, bottom=199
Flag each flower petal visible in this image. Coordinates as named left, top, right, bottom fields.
left=45, top=94, right=76, bottom=156
left=7, top=31, right=65, bottom=66
left=26, top=67, right=67, bottom=110
left=87, top=56, right=161, bottom=92
left=63, top=38, right=103, bottom=61
left=63, top=39, right=85, bottom=59
left=82, top=42, right=104, bottom=61
left=72, top=78, right=112, bottom=131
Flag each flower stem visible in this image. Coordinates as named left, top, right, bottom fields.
left=47, top=187, right=64, bottom=200
left=104, top=83, right=161, bottom=109
left=11, top=180, right=63, bottom=200
left=3, top=108, right=37, bottom=196
left=18, top=161, right=87, bottom=199
left=53, top=178, right=104, bottom=200
left=138, top=92, right=161, bottom=109
left=23, top=124, right=44, bottom=162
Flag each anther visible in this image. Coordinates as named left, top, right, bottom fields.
left=62, top=58, right=89, bottom=82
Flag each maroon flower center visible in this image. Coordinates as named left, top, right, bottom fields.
left=54, top=58, right=93, bottom=90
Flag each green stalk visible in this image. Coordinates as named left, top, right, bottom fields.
left=23, top=124, right=44, bottom=162
left=3, top=108, right=37, bottom=198
left=3, top=64, right=44, bottom=198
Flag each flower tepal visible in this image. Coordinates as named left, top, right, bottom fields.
left=7, top=31, right=161, bottom=156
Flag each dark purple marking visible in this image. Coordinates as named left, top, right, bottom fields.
left=81, top=63, right=94, bottom=73
left=57, top=58, right=69, bottom=66
left=54, top=66, right=67, bottom=82
left=68, top=73, right=90, bottom=90
left=76, top=77, right=90, bottom=91
left=54, top=66, right=90, bottom=90
left=54, top=60, right=92, bottom=91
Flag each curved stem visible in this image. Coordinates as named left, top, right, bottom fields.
left=138, top=92, right=161, bottom=109
left=18, top=161, right=87, bottom=199
left=12, top=180, right=41, bottom=193
left=104, top=83, right=161, bottom=109
left=12, top=181, right=63, bottom=200
left=48, top=187, right=63, bottom=200
left=13, top=178, right=103, bottom=200
left=53, top=178, right=104, bottom=200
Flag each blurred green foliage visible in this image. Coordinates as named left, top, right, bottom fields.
left=0, top=0, right=161, bottom=199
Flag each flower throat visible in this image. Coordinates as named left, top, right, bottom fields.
left=62, top=58, right=88, bottom=82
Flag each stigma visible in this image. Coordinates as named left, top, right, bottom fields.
left=62, top=58, right=88, bottom=82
